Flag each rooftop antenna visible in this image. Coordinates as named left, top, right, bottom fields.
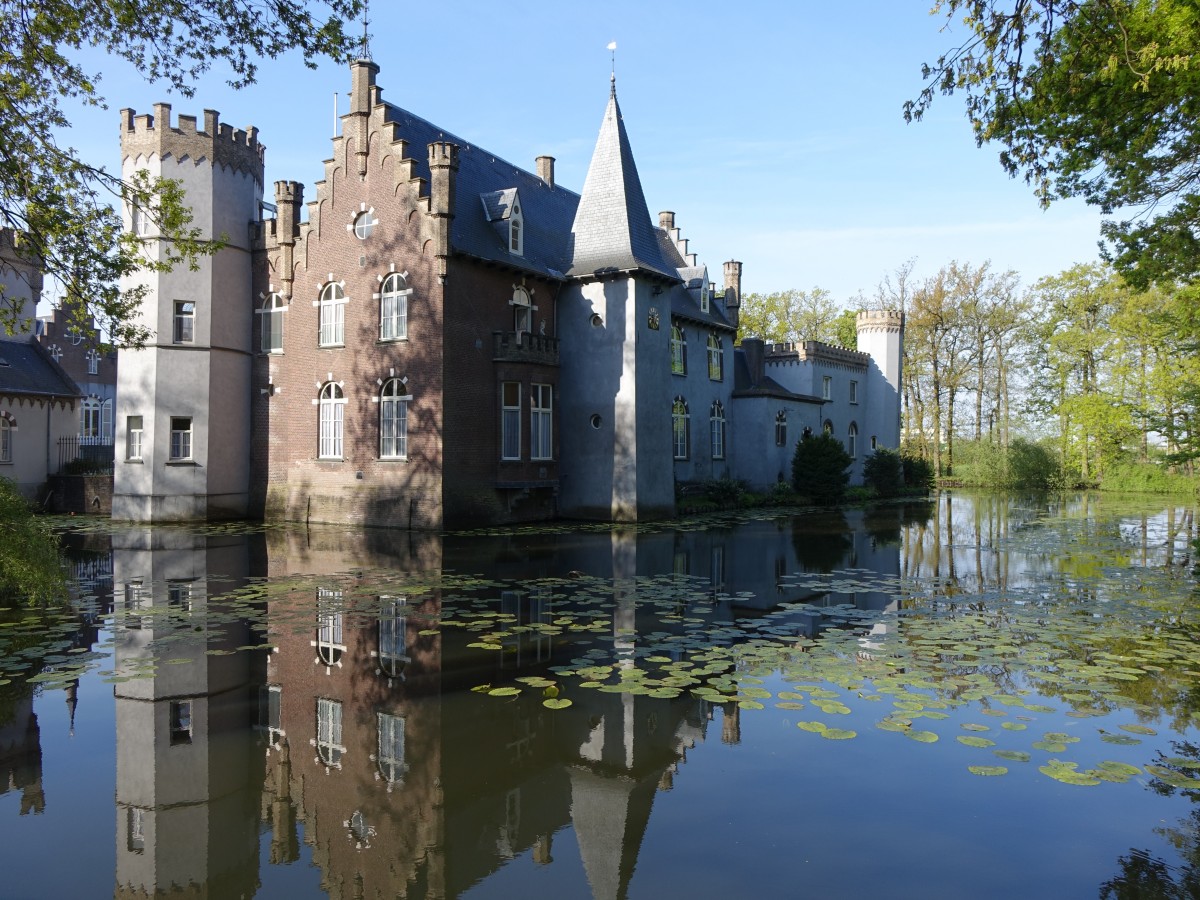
left=359, top=0, right=372, bottom=61
left=608, top=41, right=617, bottom=94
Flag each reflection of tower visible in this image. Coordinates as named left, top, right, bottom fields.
left=112, top=528, right=263, bottom=897
left=0, top=688, right=44, bottom=815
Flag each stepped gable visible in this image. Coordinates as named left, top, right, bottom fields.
left=375, top=102, right=581, bottom=280
left=567, top=79, right=679, bottom=280
left=119, top=104, right=265, bottom=185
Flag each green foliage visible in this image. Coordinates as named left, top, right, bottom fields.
left=1100, top=460, right=1199, bottom=495
left=704, top=476, right=746, bottom=506
left=0, top=478, right=65, bottom=603
left=862, top=447, right=904, bottom=498
left=738, top=288, right=845, bottom=345
left=952, top=438, right=1063, bottom=491
left=902, top=452, right=935, bottom=491
left=792, top=433, right=853, bottom=504
left=0, top=1, right=365, bottom=345
left=833, top=309, right=858, bottom=349
left=909, top=0, right=1200, bottom=287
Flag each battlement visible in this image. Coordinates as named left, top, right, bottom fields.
left=428, top=141, right=460, bottom=168
left=856, top=309, right=904, bottom=333
left=766, top=340, right=869, bottom=368
left=120, top=104, right=265, bottom=185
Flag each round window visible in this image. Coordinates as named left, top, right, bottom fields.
left=590, top=414, right=602, bottom=429
left=353, top=211, right=377, bottom=240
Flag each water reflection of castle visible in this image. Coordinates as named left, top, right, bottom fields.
left=104, top=514, right=902, bottom=897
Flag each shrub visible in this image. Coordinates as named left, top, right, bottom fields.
left=792, top=433, right=852, bottom=504
left=901, top=452, right=934, bottom=491
left=862, top=447, right=904, bottom=498
left=705, top=476, right=746, bottom=506
left=0, top=478, right=65, bottom=603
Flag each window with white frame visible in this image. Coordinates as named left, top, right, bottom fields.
left=130, top=204, right=147, bottom=237
left=707, top=334, right=723, bottom=381
left=501, top=382, right=521, bottom=460
left=127, top=807, right=146, bottom=853
left=380, top=273, right=410, bottom=341
left=775, top=410, right=787, bottom=447
left=509, top=201, right=523, bottom=255
left=126, top=416, right=143, bottom=460
left=169, top=416, right=192, bottom=460
left=316, top=587, right=344, bottom=667
left=823, top=419, right=834, bottom=435
left=848, top=422, right=858, bottom=458
left=353, top=209, right=377, bottom=240
left=315, top=697, right=344, bottom=768
left=379, top=378, right=410, bottom=459
left=173, top=300, right=195, bottom=344
left=672, top=398, right=689, bottom=460
left=101, top=399, right=112, bottom=444
left=378, top=596, right=408, bottom=679
left=260, top=293, right=285, bottom=353
left=670, top=325, right=686, bottom=375
left=86, top=349, right=99, bottom=375
left=68, top=325, right=83, bottom=346
left=512, top=286, right=532, bottom=335
left=531, top=383, right=552, bottom=461
left=850, top=380, right=859, bottom=404
left=0, top=418, right=10, bottom=463
left=81, top=398, right=102, bottom=443
left=710, top=401, right=726, bottom=460
left=700, top=284, right=710, bottom=313
left=822, top=376, right=832, bottom=400
left=377, top=713, right=407, bottom=783
left=318, top=382, right=345, bottom=459
left=318, top=282, right=346, bottom=346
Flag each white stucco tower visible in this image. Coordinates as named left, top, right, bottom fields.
left=855, top=310, right=905, bottom=450
left=113, top=105, right=264, bottom=521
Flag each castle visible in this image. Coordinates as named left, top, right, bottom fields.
left=112, top=58, right=903, bottom=529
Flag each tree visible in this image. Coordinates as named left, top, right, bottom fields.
left=792, top=432, right=853, bottom=504
left=908, top=1, right=1200, bottom=287
left=738, top=288, right=843, bottom=345
left=1, top=0, right=365, bottom=346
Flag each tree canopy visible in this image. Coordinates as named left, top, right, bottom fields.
left=1, top=0, right=364, bottom=346
left=908, top=0, right=1200, bottom=288
left=738, top=288, right=851, bottom=347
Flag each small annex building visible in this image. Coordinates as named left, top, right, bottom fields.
left=113, top=58, right=902, bottom=528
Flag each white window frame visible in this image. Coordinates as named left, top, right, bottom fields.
left=318, top=382, right=345, bottom=459
left=380, top=378, right=410, bottom=460
left=710, top=401, right=726, bottom=460
left=707, top=334, right=723, bottom=381
left=509, top=201, right=523, bottom=256
left=380, top=273, right=410, bottom=341
left=501, top=382, right=521, bottom=460
left=316, top=697, right=345, bottom=768
left=126, top=416, right=143, bottom=461
left=260, top=292, right=286, bottom=353
left=0, top=418, right=11, bottom=463
left=169, top=416, right=192, bottom=460
left=353, top=209, right=377, bottom=240
left=377, top=712, right=408, bottom=783
left=672, top=398, right=689, bottom=460
left=848, top=422, right=858, bottom=458
left=822, top=376, right=832, bottom=401
left=531, top=383, right=553, bottom=461
left=670, top=325, right=686, bottom=375
left=86, top=349, right=99, bottom=375
left=512, top=286, right=533, bottom=335
left=81, top=398, right=102, bottom=443
left=173, top=300, right=195, bottom=344
left=378, top=596, right=409, bottom=679
left=318, top=282, right=346, bottom=347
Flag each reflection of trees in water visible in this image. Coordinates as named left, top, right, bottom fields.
left=789, top=511, right=851, bottom=573
left=1100, top=740, right=1200, bottom=899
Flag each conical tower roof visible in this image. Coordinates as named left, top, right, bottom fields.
left=568, top=79, right=678, bottom=280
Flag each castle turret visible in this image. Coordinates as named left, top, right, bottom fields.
left=855, top=309, right=905, bottom=450
left=427, top=141, right=459, bottom=283
left=113, top=104, right=264, bottom=521
left=723, top=260, right=742, bottom=332
left=272, top=181, right=303, bottom=300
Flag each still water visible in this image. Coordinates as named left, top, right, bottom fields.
left=3, top=493, right=1200, bottom=899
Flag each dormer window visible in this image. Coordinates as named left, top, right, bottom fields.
left=700, top=284, right=709, bottom=314
left=509, top=201, right=523, bottom=256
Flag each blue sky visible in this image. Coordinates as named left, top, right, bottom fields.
left=63, top=1, right=1106, bottom=303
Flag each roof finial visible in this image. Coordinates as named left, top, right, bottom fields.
left=607, top=41, right=617, bottom=95
left=359, top=0, right=372, bottom=61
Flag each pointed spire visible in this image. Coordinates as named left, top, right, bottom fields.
left=568, top=81, right=678, bottom=280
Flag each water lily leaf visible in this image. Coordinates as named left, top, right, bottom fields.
left=1119, top=724, right=1158, bottom=736
left=738, top=700, right=765, bottom=710
left=1100, top=733, right=1141, bottom=746
left=968, top=766, right=1007, bottom=776
left=487, top=686, right=521, bottom=697
left=907, top=730, right=939, bottom=743
left=1033, top=741, right=1068, bottom=753
left=957, top=736, right=996, bottom=748
left=994, top=750, right=1031, bottom=762
left=961, top=724, right=991, bottom=732
left=821, top=728, right=857, bottom=740
left=543, top=698, right=572, bottom=710
left=1039, top=761, right=1100, bottom=786
left=775, top=701, right=806, bottom=710
left=1001, top=722, right=1027, bottom=731
left=797, top=721, right=828, bottom=733
left=467, top=642, right=503, bottom=651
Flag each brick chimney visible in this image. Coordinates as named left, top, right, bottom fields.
left=536, top=155, right=555, bottom=188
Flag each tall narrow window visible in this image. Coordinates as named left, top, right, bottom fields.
left=531, top=384, right=552, bottom=461
left=700, top=285, right=710, bottom=314
left=0, top=418, right=10, bottom=463
left=169, top=700, right=193, bottom=745
left=710, top=401, right=726, bottom=460
left=509, top=201, right=523, bottom=255
left=126, top=416, right=143, bottom=461
left=377, top=713, right=408, bottom=783
left=315, top=698, right=344, bottom=768
left=501, top=382, right=521, bottom=460
left=378, top=597, right=408, bottom=679
left=670, top=325, right=686, bottom=375
left=319, top=282, right=346, bottom=347
left=380, top=378, right=410, bottom=460
left=822, top=376, right=832, bottom=400
left=173, top=300, right=195, bottom=344
left=318, top=383, right=345, bottom=459
left=849, top=380, right=859, bottom=404
left=86, top=349, right=99, bottom=375
left=707, top=334, right=723, bottom=381
left=169, top=417, right=192, bottom=460
left=81, top=398, right=101, bottom=444
left=316, top=587, right=344, bottom=667
left=380, top=273, right=410, bottom=341
left=775, top=410, right=787, bottom=447
left=101, top=399, right=113, bottom=444
left=672, top=398, right=690, bottom=460
left=512, top=286, right=532, bottom=335
left=848, top=422, right=858, bottom=458
left=260, top=293, right=285, bottom=353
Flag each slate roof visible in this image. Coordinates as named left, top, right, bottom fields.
left=669, top=284, right=736, bottom=333
left=0, top=338, right=80, bottom=399
left=730, top=351, right=822, bottom=403
left=566, top=83, right=679, bottom=280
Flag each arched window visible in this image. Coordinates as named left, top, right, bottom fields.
left=848, top=422, right=858, bottom=458
left=380, top=273, right=410, bottom=341
left=260, top=293, right=285, bottom=353
left=316, top=587, right=344, bottom=667
left=672, top=398, right=690, bottom=460
left=319, top=382, right=345, bottom=459
left=80, top=398, right=102, bottom=444
left=509, top=200, right=523, bottom=255
left=670, top=325, right=686, bottom=375
left=775, top=411, right=787, bottom=447
left=823, top=419, right=834, bottom=435
left=0, top=417, right=11, bottom=463
left=707, top=334, right=723, bottom=381
left=316, top=697, right=344, bottom=769
left=710, top=401, right=726, bottom=460
left=512, top=286, right=532, bottom=335
left=377, top=713, right=408, bottom=784
left=380, top=378, right=410, bottom=459
left=318, top=282, right=346, bottom=347
left=377, top=596, right=408, bottom=679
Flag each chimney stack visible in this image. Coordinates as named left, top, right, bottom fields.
left=659, top=210, right=675, bottom=230
left=536, top=155, right=555, bottom=188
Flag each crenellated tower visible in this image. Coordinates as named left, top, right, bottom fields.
left=113, top=104, right=265, bottom=521
left=855, top=309, right=905, bottom=450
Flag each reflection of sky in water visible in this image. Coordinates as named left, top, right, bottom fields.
left=0, top=495, right=1198, bottom=897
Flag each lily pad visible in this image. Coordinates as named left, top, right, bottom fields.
left=968, top=765, right=1008, bottom=776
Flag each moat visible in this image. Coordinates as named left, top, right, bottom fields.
left=2, top=492, right=1199, bottom=898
